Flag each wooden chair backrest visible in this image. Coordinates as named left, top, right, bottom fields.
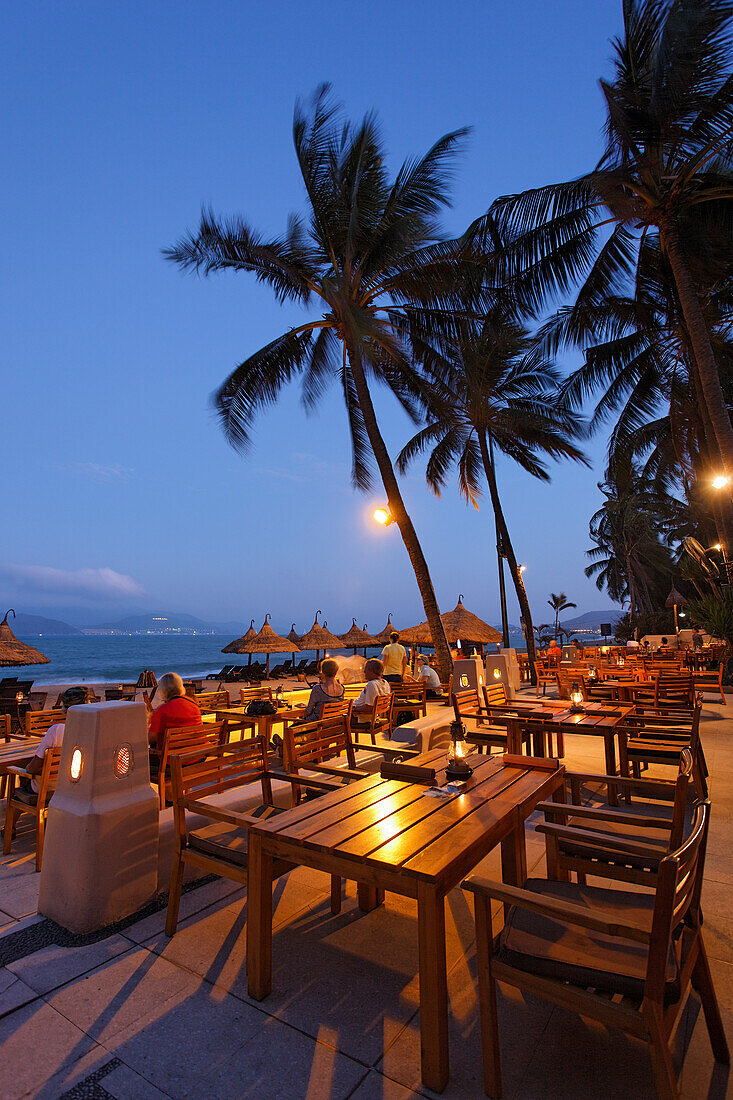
left=482, top=682, right=507, bottom=708
left=239, top=686, right=273, bottom=704
left=655, top=673, right=695, bottom=707
left=1, top=713, right=10, bottom=742
left=26, top=691, right=48, bottom=711
left=452, top=688, right=482, bottom=722
left=321, top=699, right=353, bottom=721
left=169, top=737, right=272, bottom=842
left=283, top=714, right=356, bottom=774
left=160, top=722, right=226, bottom=777
left=372, top=692, right=393, bottom=725
left=25, top=709, right=66, bottom=736
left=194, top=690, right=230, bottom=712
left=391, top=682, right=427, bottom=703
left=37, top=744, right=64, bottom=805
left=646, top=800, right=709, bottom=1001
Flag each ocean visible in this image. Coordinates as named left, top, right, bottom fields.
left=9, top=629, right=599, bottom=685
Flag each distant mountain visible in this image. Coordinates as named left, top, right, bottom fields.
left=82, top=612, right=248, bottom=635
left=561, top=610, right=621, bottom=632
left=13, top=613, right=81, bottom=636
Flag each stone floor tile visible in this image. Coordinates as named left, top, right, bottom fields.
left=46, top=945, right=201, bottom=1044
left=0, top=968, right=37, bottom=1019
left=0, top=870, right=41, bottom=920
left=701, top=880, right=733, bottom=964
left=121, top=877, right=244, bottom=944
left=98, top=983, right=265, bottom=1097
left=0, top=1000, right=101, bottom=1099
left=98, top=1059, right=173, bottom=1099
left=348, top=1070, right=425, bottom=1099
left=186, top=1015, right=367, bottom=1099
left=7, top=933, right=133, bottom=996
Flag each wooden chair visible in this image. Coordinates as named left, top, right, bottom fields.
left=390, top=682, right=427, bottom=723
left=533, top=660, right=557, bottom=696
left=3, top=745, right=63, bottom=870
left=482, top=682, right=508, bottom=709
left=535, top=748, right=697, bottom=887
left=453, top=689, right=532, bottom=754
left=193, top=690, right=230, bottom=714
left=24, top=709, right=66, bottom=737
left=239, top=686, right=273, bottom=705
left=155, top=721, right=227, bottom=810
left=619, top=697, right=703, bottom=784
left=655, top=674, right=695, bottom=708
left=463, top=801, right=729, bottom=1100
left=352, top=692, right=393, bottom=745
left=690, top=663, right=725, bottom=706
left=282, top=714, right=365, bottom=806
left=320, top=699, right=353, bottom=722
left=26, top=691, right=48, bottom=711
left=165, top=737, right=340, bottom=936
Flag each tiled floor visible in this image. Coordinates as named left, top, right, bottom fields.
left=0, top=693, right=730, bottom=1098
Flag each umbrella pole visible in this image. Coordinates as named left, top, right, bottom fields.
left=266, top=654, right=270, bottom=678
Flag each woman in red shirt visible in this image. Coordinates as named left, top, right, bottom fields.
left=148, top=672, right=202, bottom=754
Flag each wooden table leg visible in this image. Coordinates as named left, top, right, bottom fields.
left=531, top=726, right=545, bottom=757
left=603, top=730, right=619, bottom=807
left=506, top=718, right=521, bottom=755
left=246, top=832, right=273, bottom=1000
left=417, top=881, right=449, bottom=1093
left=501, top=815, right=528, bottom=919
left=357, top=883, right=384, bottom=911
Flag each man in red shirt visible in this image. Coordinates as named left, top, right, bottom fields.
left=148, top=672, right=202, bottom=754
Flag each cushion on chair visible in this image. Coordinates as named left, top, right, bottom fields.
left=188, top=804, right=285, bottom=868
left=12, top=787, right=39, bottom=806
left=558, top=816, right=670, bottom=870
left=497, top=878, right=679, bottom=1003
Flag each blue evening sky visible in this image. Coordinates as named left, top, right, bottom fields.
left=3, top=1, right=623, bottom=632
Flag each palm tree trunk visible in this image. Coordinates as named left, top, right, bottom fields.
left=689, top=362, right=733, bottom=549
left=479, top=433, right=538, bottom=682
left=661, top=219, right=733, bottom=486
left=345, top=346, right=453, bottom=680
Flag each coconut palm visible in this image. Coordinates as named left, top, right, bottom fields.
left=165, top=86, right=478, bottom=678
left=396, top=304, right=587, bottom=677
left=546, top=592, right=577, bottom=639
left=470, top=0, right=733, bottom=487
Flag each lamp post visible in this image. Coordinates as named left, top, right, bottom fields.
left=708, top=542, right=732, bottom=585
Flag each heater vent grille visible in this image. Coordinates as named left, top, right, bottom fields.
left=113, top=743, right=134, bottom=779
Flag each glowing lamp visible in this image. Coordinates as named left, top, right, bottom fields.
left=587, top=665, right=597, bottom=681
left=69, top=747, right=83, bottom=782
left=459, top=674, right=469, bottom=688
left=373, top=508, right=393, bottom=526
left=15, top=692, right=23, bottom=703
left=618, top=655, right=625, bottom=668
left=569, top=682, right=585, bottom=713
left=519, top=564, right=527, bottom=573
left=601, top=645, right=609, bottom=655
left=712, top=475, right=730, bottom=490
left=493, top=667, right=501, bottom=680
left=679, top=611, right=686, bottom=619
left=113, top=743, right=134, bottom=779
left=446, top=719, right=472, bottom=778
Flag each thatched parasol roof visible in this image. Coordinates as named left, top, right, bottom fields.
left=287, top=624, right=301, bottom=647
left=403, top=597, right=502, bottom=647
left=373, top=615, right=399, bottom=646
left=0, top=610, right=50, bottom=666
left=665, top=586, right=687, bottom=608
left=298, top=612, right=343, bottom=652
left=339, top=619, right=378, bottom=649
left=222, top=619, right=256, bottom=654
left=237, top=616, right=297, bottom=655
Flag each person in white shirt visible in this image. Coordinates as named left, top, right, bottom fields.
left=417, top=655, right=442, bottom=698
left=24, top=686, right=91, bottom=797
left=351, top=659, right=391, bottom=725
left=626, top=638, right=640, bottom=649
left=381, top=632, right=407, bottom=683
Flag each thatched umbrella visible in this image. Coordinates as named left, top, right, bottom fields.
left=222, top=619, right=257, bottom=666
left=298, top=612, right=343, bottom=662
left=403, top=596, right=502, bottom=656
left=373, top=614, right=399, bottom=646
left=339, top=619, right=379, bottom=655
left=0, top=610, right=50, bottom=666
left=227, top=614, right=299, bottom=678
left=665, top=586, right=687, bottom=635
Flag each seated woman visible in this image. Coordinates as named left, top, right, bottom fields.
left=148, top=672, right=202, bottom=763
left=301, top=659, right=345, bottom=720
left=351, top=658, right=391, bottom=727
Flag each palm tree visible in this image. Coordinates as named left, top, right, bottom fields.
left=547, top=592, right=577, bottom=639
left=165, top=86, right=477, bottom=678
left=396, top=304, right=587, bottom=678
left=470, top=0, right=733, bottom=489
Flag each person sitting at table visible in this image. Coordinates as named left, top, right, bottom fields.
left=546, top=639, right=561, bottom=659
left=692, top=627, right=704, bottom=650
left=148, top=672, right=202, bottom=755
left=417, top=654, right=442, bottom=698
left=381, top=631, right=407, bottom=683
left=24, top=686, right=91, bottom=797
left=301, top=658, right=345, bottom=720
left=351, top=658, right=391, bottom=727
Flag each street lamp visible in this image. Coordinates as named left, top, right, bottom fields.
left=712, top=474, right=730, bottom=490
left=519, top=564, right=526, bottom=574
left=373, top=507, right=394, bottom=527
left=706, top=542, right=731, bottom=584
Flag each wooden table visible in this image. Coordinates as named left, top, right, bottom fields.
left=246, top=747, right=564, bottom=1092
left=479, top=700, right=632, bottom=793
left=215, top=705, right=306, bottom=744
left=0, top=737, right=43, bottom=773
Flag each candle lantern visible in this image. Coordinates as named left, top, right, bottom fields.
left=446, top=719, right=473, bottom=778
left=587, top=666, right=597, bottom=681
left=569, top=682, right=585, bottom=713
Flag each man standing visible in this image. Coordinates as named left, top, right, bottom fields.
left=381, top=631, right=407, bottom=683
